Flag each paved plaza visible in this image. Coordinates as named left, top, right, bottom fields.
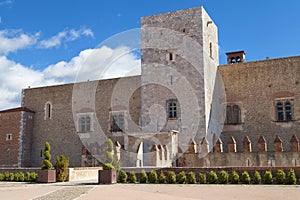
left=0, top=180, right=299, bottom=200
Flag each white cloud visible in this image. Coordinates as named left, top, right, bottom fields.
left=39, top=28, right=94, bottom=49
left=0, top=30, right=38, bottom=55
left=0, top=0, right=13, bottom=6
left=0, top=46, right=141, bottom=110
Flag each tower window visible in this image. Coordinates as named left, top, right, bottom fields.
left=6, top=133, right=12, bottom=141
left=225, top=104, right=241, bottom=124
left=167, top=52, right=175, bottom=61
left=167, top=99, right=178, bottom=119
left=209, top=42, right=213, bottom=58
left=275, top=99, right=293, bottom=122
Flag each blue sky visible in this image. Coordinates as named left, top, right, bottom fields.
left=0, top=0, right=300, bottom=109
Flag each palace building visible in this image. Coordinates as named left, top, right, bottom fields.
left=1, top=7, right=299, bottom=168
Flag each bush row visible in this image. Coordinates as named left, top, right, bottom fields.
left=0, top=172, right=38, bottom=182
left=117, top=169, right=299, bottom=184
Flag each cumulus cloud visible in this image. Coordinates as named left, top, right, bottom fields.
left=0, top=30, right=38, bottom=55
left=0, top=46, right=141, bottom=110
left=38, top=28, right=94, bottom=49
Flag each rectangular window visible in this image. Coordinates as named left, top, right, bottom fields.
left=6, top=133, right=12, bottom=141
left=111, top=112, right=125, bottom=132
left=225, top=104, right=241, bottom=124
left=78, top=115, right=92, bottom=132
left=275, top=99, right=293, bottom=122
left=167, top=99, right=178, bottom=119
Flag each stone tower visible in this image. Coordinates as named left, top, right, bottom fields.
left=140, top=7, right=221, bottom=155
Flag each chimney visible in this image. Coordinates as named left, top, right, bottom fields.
left=226, top=50, right=246, bottom=64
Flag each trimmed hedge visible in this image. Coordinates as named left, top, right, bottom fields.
left=0, top=172, right=38, bottom=182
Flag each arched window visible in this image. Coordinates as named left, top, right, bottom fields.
left=45, top=102, right=52, bottom=119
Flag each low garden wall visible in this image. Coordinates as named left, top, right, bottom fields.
left=68, top=167, right=102, bottom=181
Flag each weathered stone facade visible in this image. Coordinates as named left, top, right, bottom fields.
left=1, top=6, right=299, bottom=168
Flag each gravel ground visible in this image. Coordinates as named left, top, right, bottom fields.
left=33, top=186, right=93, bottom=200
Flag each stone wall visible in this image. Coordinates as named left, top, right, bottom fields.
left=219, top=56, right=300, bottom=153
left=22, top=76, right=141, bottom=167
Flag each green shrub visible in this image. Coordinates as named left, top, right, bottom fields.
left=128, top=171, right=137, bottom=183
left=4, top=172, right=10, bottom=181
left=0, top=173, right=4, bottom=181
left=149, top=170, right=158, bottom=183
left=158, top=171, right=166, bottom=183
left=253, top=171, right=261, bottom=184
left=199, top=173, right=206, bottom=184
left=19, top=172, right=25, bottom=182
left=25, top=172, right=31, bottom=182
left=276, top=170, right=286, bottom=184
left=14, top=173, right=20, bottom=182
left=118, top=170, right=127, bottom=183
left=207, top=170, right=218, bottom=184
left=241, top=171, right=251, bottom=184
left=30, top=172, right=38, bottom=182
left=219, top=170, right=228, bottom=184
left=9, top=173, right=14, bottom=181
left=167, top=171, right=176, bottom=184
left=118, top=170, right=128, bottom=183
left=55, top=155, right=69, bottom=182
left=42, top=142, right=53, bottom=170
left=187, top=171, right=196, bottom=184
left=102, top=163, right=115, bottom=170
left=287, top=169, right=297, bottom=185
left=177, top=171, right=186, bottom=184
left=140, top=170, right=148, bottom=183
left=230, top=170, right=239, bottom=184
left=264, top=170, right=273, bottom=184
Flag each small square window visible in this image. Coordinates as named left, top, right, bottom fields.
left=6, top=134, right=12, bottom=141
left=166, top=52, right=176, bottom=61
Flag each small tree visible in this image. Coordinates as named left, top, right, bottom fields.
left=230, top=170, right=239, bottom=184
left=264, top=170, right=273, bottom=184
left=140, top=170, right=148, bottom=183
left=199, top=172, right=206, bottom=184
left=241, top=171, right=251, bottom=184
left=276, top=169, right=286, bottom=184
left=128, top=171, right=137, bottom=183
left=253, top=171, right=261, bottom=184
left=167, top=171, right=176, bottom=184
left=219, top=170, right=229, bottom=184
left=207, top=170, right=218, bottom=184
left=187, top=171, right=197, bottom=184
left=118, top=170, right=128, bottom=183
left=149, top=170, right=158, bottom=183
left=103, top=139, right=120, bottom=170
left=54, top=155, right=69, bottom=182
left=158, top=171, right=166, bottom=183
left=42, top=142, right=53, bottom=170
left=287, top=169, right=297, bottom=185
left=177, top=171, right=186, bottom=184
